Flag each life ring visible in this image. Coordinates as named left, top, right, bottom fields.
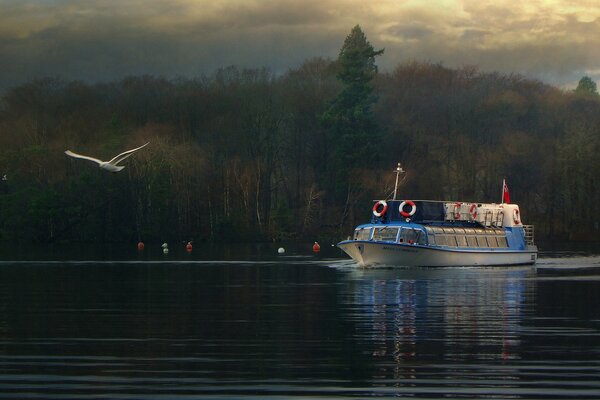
left=399, top=200, right=417, bottom=218
left=372, top=200, right=388, bottom=218
left=469, top=203, right=478, bottom=220
left=454, top=202, right=462, bottom=220
left=513, top=209, right=520, bottom=224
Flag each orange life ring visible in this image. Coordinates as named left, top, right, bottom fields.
left=372, top=200, right=388, bottom=218
left=399, top=200, right=417, bottom=218
left=469, top=203, right=478, bottom=220
left=454, top=202, right=462, bottom=219
left=513, top=209, right=520, bottom=224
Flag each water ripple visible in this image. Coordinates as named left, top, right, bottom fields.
left=0, top=253, right=599, bottom=398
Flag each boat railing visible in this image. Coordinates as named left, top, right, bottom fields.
left=523, top=225, right=535, bottom=245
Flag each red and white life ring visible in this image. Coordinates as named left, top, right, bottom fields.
left=469, top=203, right=478, bottom=220
left=399, top=200, right=417, bottom=218
left=513, top=209, right=520, bottom=224
left=372, top=200, right=388, bottom=218
left=454, top=202, right=462, bottom=220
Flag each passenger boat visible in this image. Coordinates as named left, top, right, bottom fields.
left=337, top=164, right=537, bottom=267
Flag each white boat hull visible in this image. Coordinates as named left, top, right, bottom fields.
left=337, top=240, right=537, bottom=267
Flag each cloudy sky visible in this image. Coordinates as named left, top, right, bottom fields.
left=1, top=0, right=600, bottom=91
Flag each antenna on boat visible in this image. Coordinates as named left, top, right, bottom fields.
left=392, top=162, right=405, bottom=200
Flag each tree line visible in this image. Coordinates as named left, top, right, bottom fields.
left=0, top=26, right=598, bottom=244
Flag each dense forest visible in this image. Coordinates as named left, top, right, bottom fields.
left=0, top=26, right=599, bottom=244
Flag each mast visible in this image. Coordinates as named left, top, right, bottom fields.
left=392, top=162, right=405, bottom=200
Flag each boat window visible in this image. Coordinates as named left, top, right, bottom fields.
left=400, top=228, right=422, bottom=244
left=354, top=228, right=372, bottom=241
left=497, top=236, right=508, bottom=247
left=466, top=236, right=478, bottom=247
left=428, top=234, right=436, bottom=245
left=415, top=229, right=426, bottom=245
left=372, top=227, right=399, bottom=242
left=423, top=227, right=509, bottom=248
left=425, top=227, right=438, bottom=245
left=476, top=236, right=488, bottom=247
left=436, top=235, right=447, bottom=246
left=448, top=235, right=459, bottom=247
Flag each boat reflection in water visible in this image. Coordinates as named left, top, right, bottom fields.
left=339, top=266, right=535, bottom=382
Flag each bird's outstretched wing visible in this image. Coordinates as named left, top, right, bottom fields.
left=65, top=150, right=103, bottom=165
left=109, top=142, right=150, bottom=165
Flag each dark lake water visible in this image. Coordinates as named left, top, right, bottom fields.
left=0, top=242, right=599, bottom=399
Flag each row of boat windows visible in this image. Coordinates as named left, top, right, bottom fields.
left=429, top=233, right=508, bottom=248
left=354, top=226, right=509, bottom=248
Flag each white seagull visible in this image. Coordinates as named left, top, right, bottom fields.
left=65, top=142, right=149, bottom=172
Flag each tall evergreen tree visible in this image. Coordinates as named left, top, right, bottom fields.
left=575, top=76, right=599, bottom=97
left=322, top=25, right=384, bottom=194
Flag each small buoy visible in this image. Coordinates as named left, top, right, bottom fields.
left=278, top=247, right=285, bottom=254
left=186, top=242, right=193, bottom=252
left=161, top=242, right=168, bottom=249
left=312, top=242, right=320, bottom=253
left=163, top=247, right=169, bottom=254
left=137, top=241, right=145, bottom=251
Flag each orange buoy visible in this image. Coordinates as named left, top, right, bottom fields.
left=137, top=241, right=145, bottom=251
left=312, top=242, right=321, bottom=253
left=186, top=242, right=193, bottom=252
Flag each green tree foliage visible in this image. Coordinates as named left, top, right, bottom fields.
left=575, top=76, right=599, bottom=97
left=0, top=35, right=599, bottom=243
left=322, top=26, right=384, bottom=194
left=318, top=26, right=385, bottom=231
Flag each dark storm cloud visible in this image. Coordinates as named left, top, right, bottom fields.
left=1, top=0, right=600, bottom=91
left=386, top=24, right=434, bottom=40
left=0, top=0, right=351, bottom=91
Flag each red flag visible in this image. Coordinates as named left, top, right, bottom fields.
left=502, top=179, right=511, bottom=203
